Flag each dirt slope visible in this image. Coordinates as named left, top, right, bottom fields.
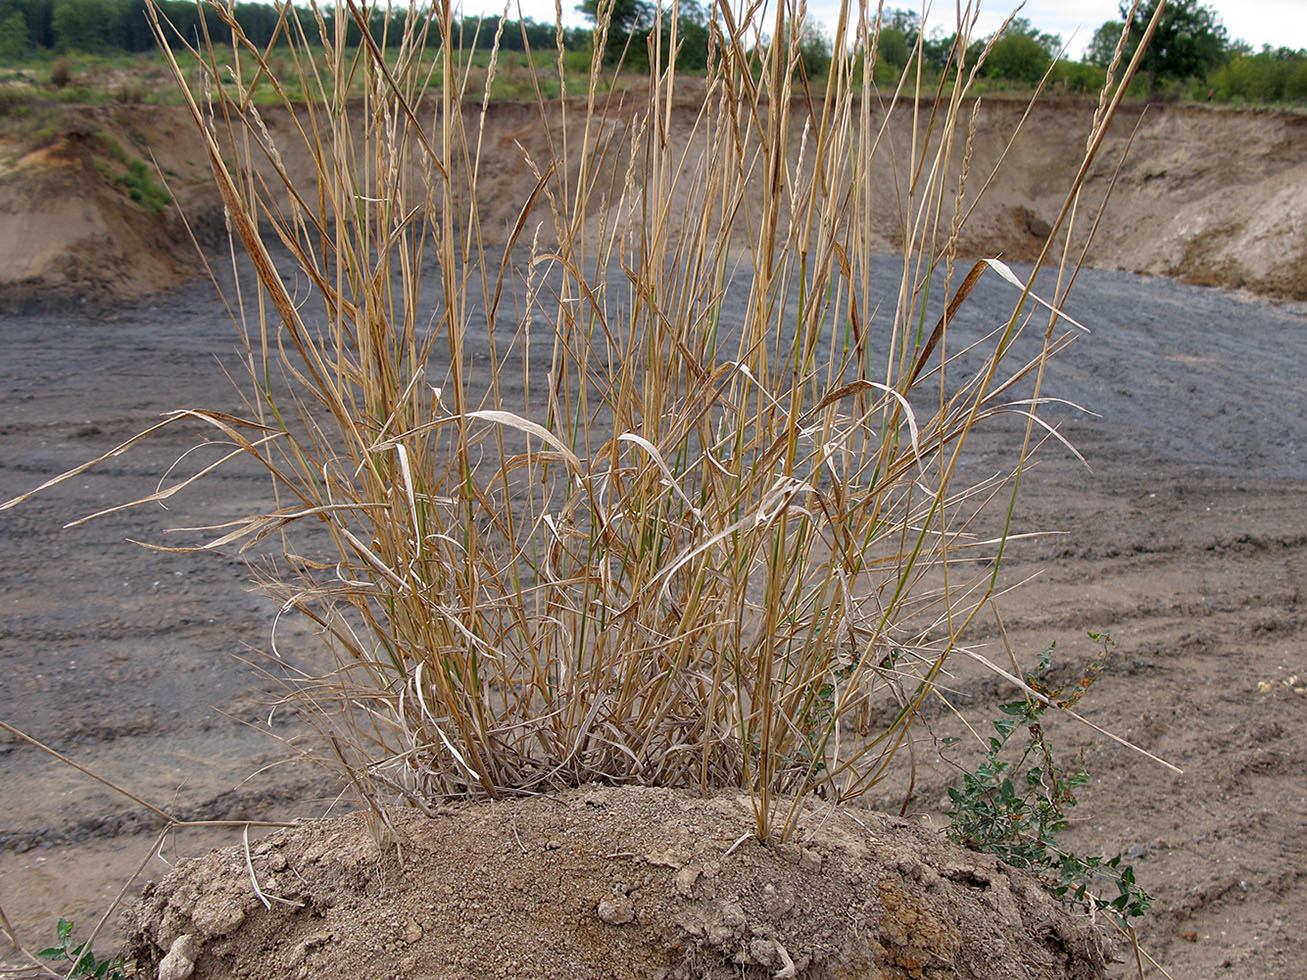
left=0, top=125, right=189, bottom=308
left=1073, top=105, right=1307, bottom=298
left=0, top=99, right=1304, bottom=307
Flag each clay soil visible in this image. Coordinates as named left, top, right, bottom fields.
left=126, top=788, right=1110, bottom=980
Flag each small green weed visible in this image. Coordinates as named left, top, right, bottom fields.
left=113, top=158, right=171, bottom=212
left=90, top=131, right=128, bottom=162
left=38, top=918, right=128, bottom=980
left=945, top=635, right=1151, bottom=923
left=89, top=133, right=171, bottom=213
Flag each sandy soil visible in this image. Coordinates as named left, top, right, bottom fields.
left=1, top=240, right=1305, bottom=978
left=2, top=100, right=1305, bottom=310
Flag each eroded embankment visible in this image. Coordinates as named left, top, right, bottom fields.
left=0, top=97, right=1303, bottom=308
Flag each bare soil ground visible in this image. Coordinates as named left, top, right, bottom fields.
left=1, top=246, right=1305, bottom=977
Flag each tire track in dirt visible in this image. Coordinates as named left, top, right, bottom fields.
left=875, top=456, right=1307, bottom=979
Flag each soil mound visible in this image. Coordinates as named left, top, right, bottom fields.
left=0, top=125, right=190, bottom=311
left=127, top=786, right=1108, bottom=980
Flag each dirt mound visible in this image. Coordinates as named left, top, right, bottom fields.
left=0, top=124, right=191, bottom=311
left=126, top=786, right=1108, bottom=980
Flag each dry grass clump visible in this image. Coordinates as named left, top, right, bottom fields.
left=6, top=0, right=1158, bottom=840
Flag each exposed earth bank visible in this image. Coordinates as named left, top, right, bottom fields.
left=0, top=98, right=1304, bottom=307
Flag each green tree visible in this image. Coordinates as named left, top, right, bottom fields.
left=850, top=8, right=915, bottom=83
left=920, top=29, right=958, bottom=72
left=112, top=0, right=154, bottom=52
left=1086, top=20, right=1124, bottom=68
left=0, top=5, right=30, bottom=59
left=1289, top=56, right=1307, bottom=101
left=576, top=0, right=654, bottom=65
left=881, top=7, right=920, bottom=47
left=962, top=17, right=1059, bottom=82
left=1002, top=15, right=1062, bottom=58
left=796, top=19, right=830, bottom=78
left=876, top=26, right=909, bottom=69
left=9, top=0, right=51, bottom=48
left=672, top=0, right=710, bottom=72
left=1212, top=47, right=1307, bottom=103
left=1051, top=59, right=1108, bottom=94
left=232, top=1, right=285, bottom=49
left=1122, top=0, right=1228, bottom=95
left=52, top=0, right=106, bottom=49
left=984, top=32, right=1051, bottom=83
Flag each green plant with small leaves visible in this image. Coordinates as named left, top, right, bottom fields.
left=945, top=635, right=1151, bottom=923
left=38, top=918, right=129, bottom=980
left=87, top=133, right=172, bottom=213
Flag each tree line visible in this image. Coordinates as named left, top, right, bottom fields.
left=0, top=0, right=590, bottom=60
left=861, top=2, right=1304, bottom=101
left=1, top=0, right=1303, bottom=105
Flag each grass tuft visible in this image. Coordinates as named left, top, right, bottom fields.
left=5, top=0, right=1159, bottom=842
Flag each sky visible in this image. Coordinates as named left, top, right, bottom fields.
left=458, top=1, right=1307, bottom=60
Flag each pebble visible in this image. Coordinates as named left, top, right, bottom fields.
left=158, top=934, right=199, bottom=980
left=674, top=864, right=701, bottom=897
left=749, top=938, right=777, bottom=965
left=596, top=894, right=635, bottom=925
left=192, top=894, right=246, bottom=937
